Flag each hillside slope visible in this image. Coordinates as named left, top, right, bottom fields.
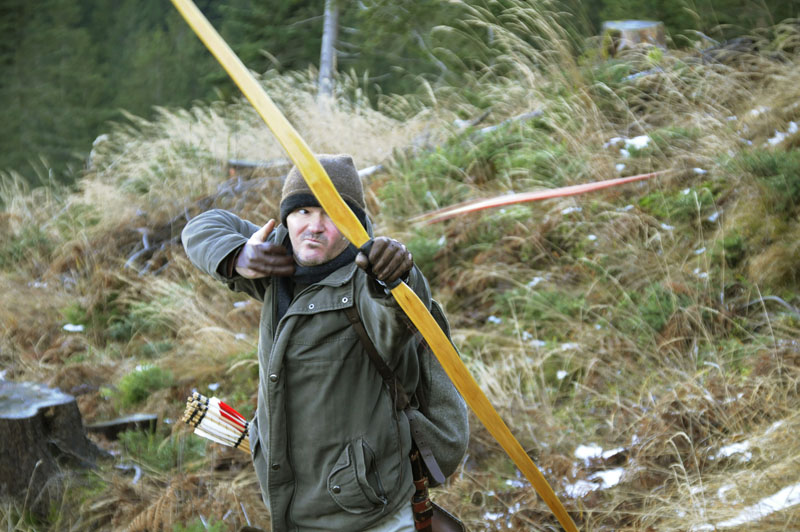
left=2, top=17, right=800, bottom=532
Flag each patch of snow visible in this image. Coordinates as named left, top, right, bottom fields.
left=590, top=468, right=625, bottom=488
left=660, top=223, right=675, bottom=231
left=620, top=149, right=631, bottom=159
left=766, top=121, right=798, bottom=146
left=717, top=484, right=736, bottom=503
left=233, top=301, right=249, bottom=308
left=560, top=342, right=580, bottom=351
left=521, top=331, right=533, bottom=341
left=626, top=135, right=651, bottom=150
left=557, top=370, right=568, bottom=380
left=616, top=163, right=626, bottom=172
left=707, top=211, right=720, bottom=223
left=620, top=204, right=634, bottom=212
left=483, top=511, right=504, bottom=521
left=487, top=315, right=503, bottom=324
left=587, top=234, right=597, bottom=241
left=527, top=276, right=545, bottom=288
left=437, top=236, right=446, bottom=247
left=63, top=323, right=84, bottom=332
left=722, top=392, right=743, bottom=404
left=602, top=447, right=625, bottom=459
left=235, top=333, right=247, bottom=341
left=692, top=482, right=800, bottom=530
left=748, top=106, right=770, bottom=117
left=575, top=443, right=604, bottom=462
left=562, top=206, right=582, bottom=215
left=530, top=339, right=546, bottom=348
left=683, top=188, right=692, bottom=195
left=714, top=441, right=752, bottom=461
left=693, top=168, right=708, bottom=174
left=506, top=479, right=526, bottom=488
left=208, top=382, right=220, bottom=391
left=603, top=137, right=625, bottom=149
left=564, top=479, right=599, bottom=498
left=765, top=420, right=784, bottom=435
left=694, top=247, right=706, bottom=255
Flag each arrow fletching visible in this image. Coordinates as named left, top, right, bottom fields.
left=183, top=392, right=250, bottom=454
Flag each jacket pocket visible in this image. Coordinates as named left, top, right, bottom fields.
left=327, top=438, right=387, bottom=514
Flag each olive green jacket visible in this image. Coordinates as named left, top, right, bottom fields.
left=182, top=209, right=431, bottom=531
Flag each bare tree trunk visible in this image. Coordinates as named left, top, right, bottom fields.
left=318, top=0, right=339, bottom=103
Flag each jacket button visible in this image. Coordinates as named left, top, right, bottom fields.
left=341, top=296, right=348, bottom=304
left=269, top=373, right=278, bottom=382
left=308, top=303, right=315, bottom=310
left=331, top=485, right=341, bottom=494
left=271, top=463, right=280, bottom=471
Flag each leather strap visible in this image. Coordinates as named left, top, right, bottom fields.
left=343, top=305, right=446, bottom=486
left=343, top=306, right=410, bottom=410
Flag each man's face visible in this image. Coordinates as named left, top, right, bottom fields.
left=286, top=206, right=350, bottom=266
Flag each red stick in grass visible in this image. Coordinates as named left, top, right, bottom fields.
left=411, top=170, right=669, bottom=225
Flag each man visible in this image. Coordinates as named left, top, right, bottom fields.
left=182, top=154, right=444, bottom=531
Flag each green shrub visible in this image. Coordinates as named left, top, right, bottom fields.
left=639, top=186, right=714, bottom=222
left=496, top=287, right=585, bottom=339
left=615, top=283, right=694, bottom=342
left=406, top=228, right=446, bottom=280
left=172, top=518, right=226, bottom=532
left=732, top=149, right=800, bottom=213
left=116, top=365, right=174, bottom=408
left=118, top=429, right=205, bottom=472
left=713, top=232, right=747, bottom=268
left=0, top=225, right=52, bottom=269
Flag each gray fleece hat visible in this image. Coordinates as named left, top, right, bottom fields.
left=279, top=154, right=367, bottom=226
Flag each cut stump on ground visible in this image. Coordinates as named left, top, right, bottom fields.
left=0, top=381, right=104, bottom=513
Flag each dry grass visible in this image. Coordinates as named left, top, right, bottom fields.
left=3, top=3, right=800, bottom=531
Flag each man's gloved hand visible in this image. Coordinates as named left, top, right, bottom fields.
left=235, top=219, right=295, bottom=279
left=355, top=236, right=413, bottom=285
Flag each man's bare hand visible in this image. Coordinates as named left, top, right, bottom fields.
left=235, top=219, right=295, bottom=279
left=355, top=237, right=413, bottom=284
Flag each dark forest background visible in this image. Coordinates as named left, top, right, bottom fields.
left=1, top=0, right=798, bottom=187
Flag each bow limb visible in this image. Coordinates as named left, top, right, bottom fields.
left=170, top=0, right=369, bottom=248
left=170, top=1, right=578, bottom=530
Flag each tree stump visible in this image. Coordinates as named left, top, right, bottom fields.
left=0, top=381, right=104, bottom=513
left=602, top=20, right=666, bottom=57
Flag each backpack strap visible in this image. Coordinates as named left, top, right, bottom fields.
left=343, top=305, right=447, bottom=485
left=343, top=306, right=410, bottom=411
